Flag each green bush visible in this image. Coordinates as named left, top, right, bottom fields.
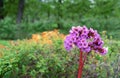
left=0, top=16, right=120, bottom=40
left=0, top=17, right=59, bottom=39
left=0, top=36, right=120, bottom=78
left=0, top=17, right=16, bottom=39
left=81, top=37, right=120, bottom=78
left=80, top=17, right=120, bottom=39
left=0, top=39, right=78, bottom=78
left=60, top=16, right=120, bottom=39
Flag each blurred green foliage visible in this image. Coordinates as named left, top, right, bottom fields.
left=0, top=40, right=9, bottom=46
left=0, top=36, right=120, bottom=78
left=0, top=0, right=120, bottom=77
left=0, top=0, right=120, bottom=39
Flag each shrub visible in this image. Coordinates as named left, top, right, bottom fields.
left=0, top=17, right=16, bottom=39
left=0, top=30, right=120, bottom=78
left=0, top=17, right=59, bottom=39
left=0, top=16, right=120, bottom=40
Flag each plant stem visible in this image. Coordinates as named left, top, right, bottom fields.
left=78, top=50, right=88, bottom=78
left=78, top=50, right=83, bottom=78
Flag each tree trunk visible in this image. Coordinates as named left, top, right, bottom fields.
left=57, top=0, right=63, bottom=29
left=16, top=0, right=25, bottom=23
left=16, top=0, right=25, bottom=39
left=0, top=0, right=4, bottom=19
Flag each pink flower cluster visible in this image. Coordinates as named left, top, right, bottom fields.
left=64, top=26, right=108, bottom=55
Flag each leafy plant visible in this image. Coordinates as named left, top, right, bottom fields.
left=0, top=30, right=120, bottom=78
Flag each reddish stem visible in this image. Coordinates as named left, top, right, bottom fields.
left=78, top=50, right=83, bottom=78
left=78, top=50, right=88, bottom=78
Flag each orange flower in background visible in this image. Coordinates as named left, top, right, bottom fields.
left=32, top=34, right=41, bottom=42
left=31, top=29, right=66, bottom=44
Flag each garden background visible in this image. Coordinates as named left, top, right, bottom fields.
left=0, top=0, right=120, bottom=78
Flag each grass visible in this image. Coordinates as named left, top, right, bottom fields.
left=0, top=40, right=10, bottom=46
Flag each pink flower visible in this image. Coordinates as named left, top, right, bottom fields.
left=64, top=26, right=108, bottom=55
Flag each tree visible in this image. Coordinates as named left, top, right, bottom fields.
left=16, top=0, right=25, bottom=39
left=91, top=0, right=118, bottom=18
left=16, top=0, right=25, bottom=23
left=0, top=0, right=4, bottom=19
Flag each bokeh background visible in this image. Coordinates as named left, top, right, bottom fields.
left=0, top=0, right=120, bottom=39
left=0, top=0, right=120, bottom=78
